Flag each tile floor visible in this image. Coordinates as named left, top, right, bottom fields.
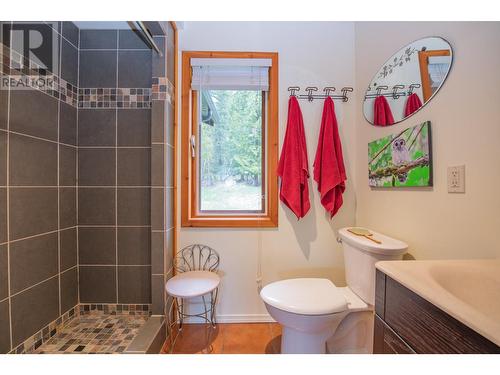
left=35, top=311, right=148, bottom=354
left=162, top=323, right=282, bottom=354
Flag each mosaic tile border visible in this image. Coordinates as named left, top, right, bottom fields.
left=152, top=76, right=174, bottom=103
left=2, top=42, right=156, bottom=109
left=8, top=304, right=151, bottom=354
left=79, top=303, right=152, bottom=316
left=77, top=87, right=152, bottom=109
left=9, top=305, right=79, bottom=354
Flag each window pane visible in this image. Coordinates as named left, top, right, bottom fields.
left=199, top=90, right=264, bottom=212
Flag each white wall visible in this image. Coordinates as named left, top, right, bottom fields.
left=177, top=21, right=500, bottom=321
left=177, top=22, right=357, bottom=321
left=354, top=22, right=500, bottom=260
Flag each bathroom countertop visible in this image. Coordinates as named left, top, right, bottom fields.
left=375, top=259, right=500, bottom=346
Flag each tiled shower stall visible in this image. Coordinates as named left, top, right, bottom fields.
left=0, top=21, right=175, bottom=354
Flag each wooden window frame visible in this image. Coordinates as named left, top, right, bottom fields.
left=181, top=51, right=279, bottom=228
left=418, top=49, right=451, bottom=102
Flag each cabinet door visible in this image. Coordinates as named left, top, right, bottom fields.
left=374, top=315, right=415, bottom=354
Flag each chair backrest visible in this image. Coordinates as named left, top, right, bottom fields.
left=175, top=244, right=220, bottom=273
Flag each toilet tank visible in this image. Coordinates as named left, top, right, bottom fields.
left=338, top=228, right=408, bottom=305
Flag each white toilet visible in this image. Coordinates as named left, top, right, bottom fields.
left=260, top=227, right=408, bottom=354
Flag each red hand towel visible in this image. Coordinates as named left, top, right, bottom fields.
left=277, top=96, right=311, bottom=219
left=373, top=95, right=394, bottom=126
left=404, top=92, right=423, bottom=117
left=313, top=97, right=346, bottom=218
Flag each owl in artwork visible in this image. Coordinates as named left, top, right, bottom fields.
left=391, top=137, right=410, bottom=183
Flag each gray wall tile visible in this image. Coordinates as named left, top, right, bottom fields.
left=79, top=50, right=117, bottom=88
left=0, top=90, right=7, bottom=130
left=117, top=109, right=151, bottom=146
left=117, top=227, right=151, bottom=265
left=0, top=131, right=6, bottom=186
left=59, top=102, right=77, bottom=146
left=60, top=187, right=76, bottom=228
left=60, top=38, right=78, bottom=86
left=10, top=233, right=59, bottom=293
left=166, top=229, right=173, bottom=272
left=62, top=22, right=79, bottom=48
left=152, top=36, right=166, bottom=77
left=78, top=227, right=116, bottom=265
left=117, top=148, right=150, bottom=186
left=78, top=109, right=116, bottom=146
left=118, top=51, right=152, bottom=88
left=0, top=244, right=7, bottom=300
left=119, top=30, right=150, bottom=49
left=151, top=187, right=164, bottom=231
left=9, top=133, right=57, bottom=186
left=166, top=188, right=174, bottom=230
left=9, top=90, right=58, bottom=141
left=151, top=274, right=164, bottom=316
left=78, top=188, right=115, bottom=225
left=117, top=188, right=150, bottom=226
left=79, top=266, right=116, bottom=303
left=151, top=144, right=164, bottom=187
left=59, top=145, right=76, bottom=186
left=60, top=227, right=77, bottom=271
left=80, top=30, right=117, bottom=49
left=11, top=277, right=59, bottom=347
left=60, top=268, right=78, bottom=313
left=78, top=148, right=116, bottom=186
left=166, top=145, right=174, bottom=187
left=9, top=188, right=58, bottom=240
left=151, top=231, right=163, bottom=275
left=9, top=232, right=58, bottom=294
left=166, top=23, right=175, bottom=83
left=166, top=102, right=174, bottom=146
left=118, top=266, right=151, bottom=304
left=0, top=188, right=6, bottom=244
left=0, top=300, right=10, bottom=353
left=151, top=101, right=164, bottom=143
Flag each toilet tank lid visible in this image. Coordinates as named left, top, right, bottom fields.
left=260, top=278, right=348, bottom=315
left=338, top=227, right=408, bottom=255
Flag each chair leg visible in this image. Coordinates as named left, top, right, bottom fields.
left=177, top=297, right=184, bottom=330
left=210, top=288, right=219, bottom=328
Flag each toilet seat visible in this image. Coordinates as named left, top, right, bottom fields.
left=260, top=278, right=348, bottom=315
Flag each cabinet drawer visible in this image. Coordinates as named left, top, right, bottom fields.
left=374, top=314, right=415, bottom=354
left=384, top=276, right=499, bottom=354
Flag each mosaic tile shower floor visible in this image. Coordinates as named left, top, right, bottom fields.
left=35, top=311, right=148, bottom=354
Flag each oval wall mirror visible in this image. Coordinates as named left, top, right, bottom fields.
left=363, top=36, right=453, bottom=126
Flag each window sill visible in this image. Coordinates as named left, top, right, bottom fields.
left=181, top=214, right=278, bottom=228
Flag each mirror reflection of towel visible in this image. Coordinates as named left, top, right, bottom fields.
left=404, top=92, right=423, bottom=117
left=277, top=96, right=310, bottom=219
left=373, top=95, right=394, bottom=126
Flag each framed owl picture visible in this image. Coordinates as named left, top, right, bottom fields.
left=368, top=121, right=432, bottom=187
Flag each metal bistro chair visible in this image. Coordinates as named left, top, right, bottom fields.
left=165, top=244, right=220, bottom=352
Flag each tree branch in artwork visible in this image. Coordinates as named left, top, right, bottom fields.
left=368, top=156, right=429, bottom=180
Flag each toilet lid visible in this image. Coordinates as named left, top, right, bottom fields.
left=260, top=278, right=348, bottom=315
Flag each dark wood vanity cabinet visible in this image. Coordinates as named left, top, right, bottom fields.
left=374, top=270, right=500, bottom=354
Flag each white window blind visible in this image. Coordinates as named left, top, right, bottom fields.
left=191, top=58, right=272, bottom=91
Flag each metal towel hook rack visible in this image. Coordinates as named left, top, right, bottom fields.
left=287, top=86, right=354, bottom=102
left=408, top=83, right=421, bottom=95
left=305, top=87, right=319, bottom=102
left=392, top=85, right=405, bottom=99
left=376, top=85, right=389, bottom=96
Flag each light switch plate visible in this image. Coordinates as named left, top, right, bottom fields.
left=448, top=165, right=465, bottom=193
